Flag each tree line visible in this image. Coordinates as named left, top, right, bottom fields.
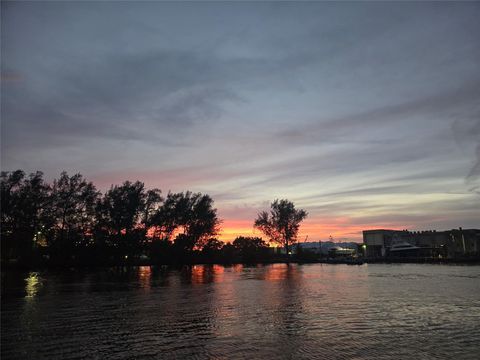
left=1, top=170, right=308, bottom=267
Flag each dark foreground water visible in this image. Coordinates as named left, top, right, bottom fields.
left=2, top=264, right=480, bottom=359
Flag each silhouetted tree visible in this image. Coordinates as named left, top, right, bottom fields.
left=254, top=199, right=307, bottom=260
left=1, top=170, right=50, bottom=263
left=186, top=193, right=220, bottom=248
left=152, top=191, right=220, bottom=248
left=233, top=236, right=269, bottom=263
left=149, top=192, right=220, bottom=263
left=101, top=181, right=145, bottom=235
left=172, top=234, right=196, bottom=263
left=149, top=238, right=172, bottom=264
left=203, top=238, right=224, bottom=252
left=202, top=238, right=225, bottom=262
left=1, top=170, right=28, bottom=260
left=142, top=188, right=163, bottom=228
left=149, top=191, right=178, bottom=240
left=49, top=172, right=100, bottom=263
left=98, top=181, right=148, bottom=260
left=1, top=169, right=232, bottom=266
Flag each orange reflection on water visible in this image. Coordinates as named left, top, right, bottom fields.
left=262, top=263, right=301, bottom=281
left=232, top=264, right=243, bottom=273
left=138, top=266, right=152, bottom=290
left=190, top=264, right=225, bottom=285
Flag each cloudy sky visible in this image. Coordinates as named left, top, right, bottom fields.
left=2, top=1, right=479, bottom=242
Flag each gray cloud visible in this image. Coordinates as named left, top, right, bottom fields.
left=278, top=81, right=480, bottom=143
left=468, top=145, right=480, bottom=181
left=451, top=116, right=480, bottom=181
left=2, top=50, right=240, bottom=148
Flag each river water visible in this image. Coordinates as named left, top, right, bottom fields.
left=2, top=264, right=480, bottom=359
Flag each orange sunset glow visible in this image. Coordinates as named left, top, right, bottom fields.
left=2, top=3, right=479, bottom=360
left=3, top=1, right=479, bottom=246
left=218, top=217, right=410, bottom=243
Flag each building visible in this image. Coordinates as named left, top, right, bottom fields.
left=327, top=246, right=356, bottom=258
left=363, top=228, right=480, bottom=260
left=296, top=241, right=358, bottom=255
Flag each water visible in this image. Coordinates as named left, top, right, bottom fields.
left=2, top=264, right=480, bottom=359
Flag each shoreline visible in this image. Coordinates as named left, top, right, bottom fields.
left=3, top=257, right=480, bottom=271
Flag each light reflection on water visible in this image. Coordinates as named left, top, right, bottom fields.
left=2, top=264, right=480, bottom=359
left=137, top=266, right=151, bottom=291
left=25, top=272, right=41, bottom=298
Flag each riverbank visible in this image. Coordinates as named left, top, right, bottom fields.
left=4, top=256, right=480, bottom=271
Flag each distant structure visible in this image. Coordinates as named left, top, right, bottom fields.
left=295, top=241, right=358, bottom=255
left=363, top=228, right=480, bottom=260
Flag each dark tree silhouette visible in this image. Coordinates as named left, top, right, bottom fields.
left=232, top=236, right=269, bottom=263
left=254, top=199, right=307, bottom=260
left=1, top=170, right=50, bottom=262
left=203, top=238, right=224, bottom=253
left=101, top=181, right=145, bottom=236
left=148, top=191, right=220, bottom=263
left=142, top=188, right=163, bottom=228
left=185, top=192, right=221, bottom=248
left=152, top=191, right=220, bottom=249
left=220, top=243, right=236, bottom=263
left=150, top=192, right=183, bottom=240
left=202, top=238, right=225, bottom=262
left=0, top=169, right=306, bottom=266
left=98, top=181, right=150, bottom=260
left=49, top=172, right=100, bottom=262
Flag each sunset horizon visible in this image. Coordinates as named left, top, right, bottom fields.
left=3, top=167, right=475, bottom=244
left=2, top=2, right=480, bottom=359
left=3, top=2, right=478, bottom=247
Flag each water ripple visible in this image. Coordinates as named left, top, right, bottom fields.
left=2, top=264, right=480, bottom=359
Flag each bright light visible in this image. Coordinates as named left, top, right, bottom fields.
left=25, top=272, right=40, bottom=298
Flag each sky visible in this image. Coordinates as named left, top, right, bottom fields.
left=1, top=1, right=479, bottom=242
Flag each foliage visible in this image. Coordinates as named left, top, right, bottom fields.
left=202, top=238, right=224, bottom=253
left=201, top=238, right=225, bottom=263
left=232, top=236, right=269, bottom=263
left=1, top=169, right=224, bottom=266
left=254, top=199, right=307, bottom=256
left=2, top=170, right=310, bottom=266
left=100, top=181, right=146, bottom=235
left=47, top=172, right=100, bottom=262
left=151, top=191, right=220, bottom=248
left=1, top=170, right=50, bottom=261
